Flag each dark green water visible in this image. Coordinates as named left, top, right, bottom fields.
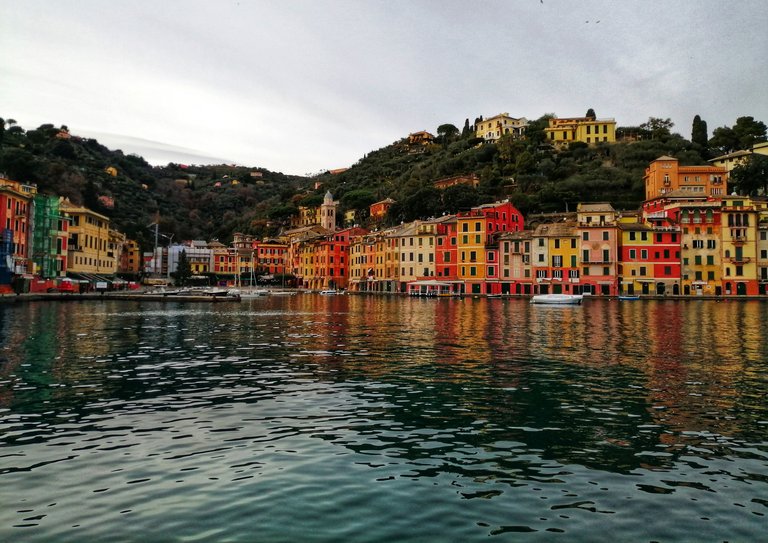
left=1, top=295, right=767, bottom=542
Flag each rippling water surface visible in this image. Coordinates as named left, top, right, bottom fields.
left=1, top=295, right=767, bottom=542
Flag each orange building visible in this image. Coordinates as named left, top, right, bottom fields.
left=644, top=156, right=728, bottom=200
left=369, top=198, right=395, bottom=219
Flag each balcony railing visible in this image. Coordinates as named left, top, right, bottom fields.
left=727, top=256, right=751, bottom=264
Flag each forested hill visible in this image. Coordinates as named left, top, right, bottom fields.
left=1, top=115, right=765, bottom=250
left=0, top=121, right=306, bottom=249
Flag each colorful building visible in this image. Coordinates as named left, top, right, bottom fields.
left=475, top=113, right=528, bottom=143
left=719, top=196, right=761, bottom=295
left=0, top=176, right=36, bottom=282
left=531, top=222, right=580, bottom=295
left=498, top=230, right=533, bottom=295
left=457, top=200, right=525, bottom=294
left=617, top=221, right=655, bottom=295
left=60, top=198, right=117, bottom=276
left=369, top=198, right=395, bottom=219
left=31, top=194, right=68, bottom=279
left=577, top=203, right=619, bottom=296
left=644, top=156, right=728, bottom=200
left=544, top=115, right=616, bottom=146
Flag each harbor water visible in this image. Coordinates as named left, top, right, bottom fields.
left=1, top=295, right=767, bottom=542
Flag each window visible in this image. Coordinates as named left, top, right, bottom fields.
left=603, top=231, right=609, bottom=241
left=552, top=255, right=562, bottom=267
left=639, top=266, right=646, bottom=276
left=641, top=249, right=648, bottom=259
left=554, top=239, right=560, bottom=249
left=583, top=232, right=589, bottom=241
left=603, top=249, right=610, bottom=262
left=629, top=249, right=636, bottom=259
left=664, top=266, right=672, bottom=275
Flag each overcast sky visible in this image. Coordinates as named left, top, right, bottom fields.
left=2, top=0, right=766, bottom=175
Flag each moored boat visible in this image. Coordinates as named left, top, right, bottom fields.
left=618, top=295, right=640, bottom=301
left=530, top=294, right=583, bottom=305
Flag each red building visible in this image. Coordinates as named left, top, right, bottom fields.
left=1, top=176, right=36, bottom=288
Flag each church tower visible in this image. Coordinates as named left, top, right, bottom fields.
left=320, top=190, right=337, bottom=231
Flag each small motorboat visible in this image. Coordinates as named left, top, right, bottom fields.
left=530, top=294, right=583, bottom=305
left=618, top=295, right=640, bottom=301
left=319, top=289, right=338, bottom=295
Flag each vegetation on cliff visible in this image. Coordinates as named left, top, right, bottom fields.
left=1, top=113, right=765, bottom=250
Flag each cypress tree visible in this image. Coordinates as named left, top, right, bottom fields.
left=692, top=115, right=708, bottom=147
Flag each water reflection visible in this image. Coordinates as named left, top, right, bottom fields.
left=1, top=297, right=767, bottom=541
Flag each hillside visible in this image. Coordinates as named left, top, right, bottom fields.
left=0, top=122, right=306, bottom=249
left=2, top=114, right=763, bottom=249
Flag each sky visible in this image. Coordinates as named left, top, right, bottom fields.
left=2, top=0, right=767, bottom=176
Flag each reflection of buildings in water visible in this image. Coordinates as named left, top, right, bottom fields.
left=641, top=301, right=763, bottom=446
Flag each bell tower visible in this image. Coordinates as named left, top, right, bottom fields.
left=320, top=190, right=337, bottom=231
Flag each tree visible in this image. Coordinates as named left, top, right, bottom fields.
left=730, top=154, right=768, bottom=196
left=461, top=118, right=472, bottom=138
left=709, top=126, right=738, bottom=153
left=691, top=115, right=708, bottom=148
left=436, top=124, right=459, bottom=146
left=174, top=249, right=192, bottom=286
left=639, top=117, right=674, bottom=140
left=732, top=116, right=767, bottom=150
left=585, top=108, right=596, bottom=120
left=340, top=189, right=377, bottom=211
left=442, top=184, right=479, bottom=213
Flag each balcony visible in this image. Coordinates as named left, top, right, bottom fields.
left=727, top=256, right=751, bottom=264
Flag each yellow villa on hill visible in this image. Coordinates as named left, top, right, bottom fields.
left=545, top=115, right=616, bottom=146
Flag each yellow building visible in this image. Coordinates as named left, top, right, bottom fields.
left=544, top=115, right=616, bottom=146
left=671, top=198, right=722, bottom=296
left=531, top=222, right=580, bottom=295
left=475, top=113, right=528, bottom=143
left=708, top=141, right=768, bottom=173
left=456, top=212, right=487, bottom=285
left=396, top=220, right=438, bottom=285
left=348, top=232, right=377, bottom=291
left=720, top=196, right=761, bottom=295
left=60, top=199, right=118, bottom=275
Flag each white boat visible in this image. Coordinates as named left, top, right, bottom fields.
left=319, top=289, right=338, bottom=295
left=233, top=289, right=270, bottom=298
left=530, top=294, right=583, bottom=305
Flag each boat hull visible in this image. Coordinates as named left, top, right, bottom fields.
left=530, top=294, right=583, bottom=305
